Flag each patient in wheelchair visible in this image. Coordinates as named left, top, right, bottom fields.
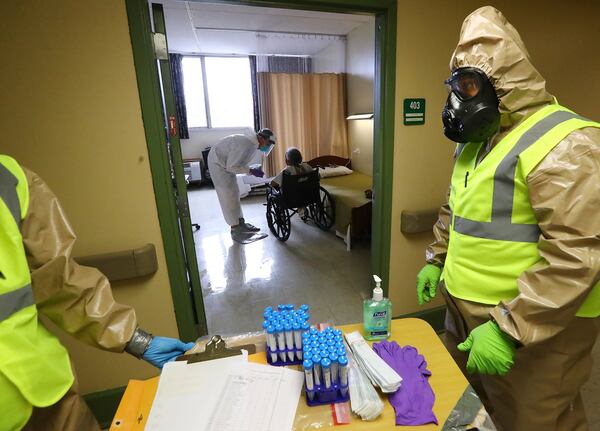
left=270, top=147, right=313, bottom=189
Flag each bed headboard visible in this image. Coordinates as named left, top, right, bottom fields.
left=307, top=156, right=352, bottom=170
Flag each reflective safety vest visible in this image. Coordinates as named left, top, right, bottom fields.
left=0, top=155, right=73, bottom=430
left=443, top=104, right=600, bottom=317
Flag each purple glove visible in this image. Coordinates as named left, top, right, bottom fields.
left=372, top=341, right=438, bottom=426
left=249, top=167, right=264, bottom=177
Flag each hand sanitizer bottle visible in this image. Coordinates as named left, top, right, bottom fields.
left=363, top=275, right=391, bottom=340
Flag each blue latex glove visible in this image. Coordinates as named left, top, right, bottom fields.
left=249, top=167, right=264, bottom=178
left=142, top=337, right=195, bottom=369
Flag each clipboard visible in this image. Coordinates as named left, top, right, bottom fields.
left=110, top=335, right=256, bottom=430
left=175, top=335, right=256, bottom=363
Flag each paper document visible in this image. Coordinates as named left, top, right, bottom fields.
left=145, top=357, right=303, bottom=431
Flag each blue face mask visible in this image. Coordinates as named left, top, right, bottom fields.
left=260, top=143, right=274, bottom=156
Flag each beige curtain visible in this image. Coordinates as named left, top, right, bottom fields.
left=258, top=72, right=349, bottom=176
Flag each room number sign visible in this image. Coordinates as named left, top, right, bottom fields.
left=403, top=98, right=426, bottom=125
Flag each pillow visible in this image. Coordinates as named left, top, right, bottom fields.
left=319, top=165, right=353, bottom=178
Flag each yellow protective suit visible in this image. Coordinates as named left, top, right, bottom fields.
left=427, top=7, right=600, bottom=430
left=19, top=167, right=139, bottom=430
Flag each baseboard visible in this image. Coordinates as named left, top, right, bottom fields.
left=83, top=386, right=126, bottom=429
left=394, top=305, right=446, bottom=333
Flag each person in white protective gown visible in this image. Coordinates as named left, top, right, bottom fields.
left=208, top=128, right=276, bottom=238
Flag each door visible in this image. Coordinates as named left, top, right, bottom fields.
left=148, top=2, right=207, bottom=337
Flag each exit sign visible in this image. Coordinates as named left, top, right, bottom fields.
left=403, top=98, right=425, bottom=125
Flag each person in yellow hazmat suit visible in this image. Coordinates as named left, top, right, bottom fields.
left=415, top=6, right=600, bottom=431
left=0, top=155, right=195, bottom=431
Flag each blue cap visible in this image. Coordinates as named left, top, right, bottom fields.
left=300, top=304, right=309, bottom=312
left=303, top=359, right=313, bottom=370
left=275, top=323, right=284, bottom=332
left=321, top=357, right=331, bottom=368
left=281, top=310, right=290, bottom=318
left=301, top=322, right=310, bottom=331
left=337, top=348, right=346, bottom=357
left=326, top=339, right=335, bottom=346
left=338, top=356, right=348, bottom=366
left=272, top=310, right=281, bottom=318
left=329, top=352, right=338, bottom=362
left=286, top=303, right=294, bottom=310
left=283, top=322, right=292, bottom=331
left=264, top=306, right=273, bottom=313
left=311, top=347, right=321, bottom=356
left=324, top=327, right=333, bottom=333
left=267, top=325, right=275, bottom=334
left=333, top=329, right=342, bottom=336
left=292, top=321, right=301, bottom=330
left=263, top=310, right=273, bottom=319
left=327, top=345, right=337, bottom=353
left=335, top=335, right=344, bottom=343
left=335, top=341, right=344, bottom=349
left=303, top=346, right=313, bottom=355
left=309, top=327, right=318, bottom=335
left=311, top=354, right=321, bottom=364
left=325, top=332, right=335, bottom=340
left=302, top=331, right=311, bottom=339
left=310, top=340, right=319, bottom=348
left=262, top=320, right=270, bottom=329
left=277, top=304, right=286, bottom=311
left=319, top=344, right=328, bottom=351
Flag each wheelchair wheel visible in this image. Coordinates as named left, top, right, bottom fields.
left=266, top=196, right=291, bottom=241
left=313, top=187, right=335, bottom=230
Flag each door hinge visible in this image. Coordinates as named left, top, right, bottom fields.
left=176, top=195, right=190, bottom=218
left=152, top=32, right=168, bottom=60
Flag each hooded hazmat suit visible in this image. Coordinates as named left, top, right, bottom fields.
left=425, top=7, right=600, bottom=430
left=0, top=158, right=190, bottom=431
left=208, top=130, right=261, bottom=226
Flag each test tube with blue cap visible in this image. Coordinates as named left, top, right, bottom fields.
left=303, top=359, right=315, bottom=401
left=311, top=354, right=322, bottom=385
left=283, top=321, right=294, bottom=361
left=328, top=352, right=339, bottom=382
left=309, top=327, right=318, bottom=336
left=338, top=355, right=349, bottom=396
left=336, top=347, right=346, bottom=358
left=321, top=357, right=332, bottom=389
left=266, top=325, right=278, bottom=363
left=292, top=320, right=303, bottom=359
left=275, top=323, right=286, bottom=361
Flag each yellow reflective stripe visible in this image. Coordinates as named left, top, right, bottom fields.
left=0, top=284, right=33, bottom=321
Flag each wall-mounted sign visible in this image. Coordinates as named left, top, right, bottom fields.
left=403, top=98, right=425, bottom=125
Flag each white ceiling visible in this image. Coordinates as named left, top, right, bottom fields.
left=155, top=1, right=373, bottom=56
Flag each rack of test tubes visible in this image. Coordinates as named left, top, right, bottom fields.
left=302, top=327, right=349, bottom=406
left=263, top=304, right=311, bottom=366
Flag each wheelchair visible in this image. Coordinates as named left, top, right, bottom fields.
left=266, top=168, right=335, bottom=241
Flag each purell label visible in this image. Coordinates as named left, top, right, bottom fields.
left=372, top=311, right=387, bottom=318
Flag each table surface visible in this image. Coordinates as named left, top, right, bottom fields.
left=110, top=318, right=469, bottom=430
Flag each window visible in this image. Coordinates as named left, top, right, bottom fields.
left=181, top=56, right=254, bottom=129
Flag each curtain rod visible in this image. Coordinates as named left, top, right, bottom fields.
left=171, top=51, right=312, bottom=58
left=195, top=27, right=346, bottom=39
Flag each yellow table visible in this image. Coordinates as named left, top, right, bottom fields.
left=110, top=318, right=469, bottom=430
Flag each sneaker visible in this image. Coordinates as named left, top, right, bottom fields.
left=238, top=218, right=260, bottom=232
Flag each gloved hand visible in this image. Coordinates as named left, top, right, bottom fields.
left=416, top=264, right=442, bottom=305
left=142, top=336, right=195, bottom=369
left=249, top=167, right=264, bottom=177
left=457, top=321, right=516, bottom=375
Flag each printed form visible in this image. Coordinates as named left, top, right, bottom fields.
left=146, top=356, right=303, bottom=431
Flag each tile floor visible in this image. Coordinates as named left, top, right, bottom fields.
left=187, top=185, right=600, bottom=428
left=188, top=185, right=373, bottom=335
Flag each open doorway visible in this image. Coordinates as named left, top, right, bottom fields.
left=159, top=1, right=376, bottom=333
left=126, top=0, right=396, bottom=340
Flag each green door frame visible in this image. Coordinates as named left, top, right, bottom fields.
left=125, top=0, right=397, bottom=340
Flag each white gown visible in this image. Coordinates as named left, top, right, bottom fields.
left=207, top=131, right=259, bottom=226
